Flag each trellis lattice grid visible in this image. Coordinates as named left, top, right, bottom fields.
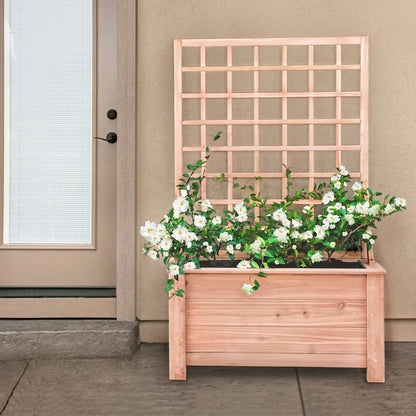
left=174, top=37, right=369, bottom=221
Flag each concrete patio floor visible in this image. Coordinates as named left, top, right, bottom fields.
left=0, top=343, right=414, bottom=416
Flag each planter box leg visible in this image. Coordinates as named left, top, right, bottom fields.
left=169, top=274, right=186, bottom=380
left=366, top=274, right=385, bottom=383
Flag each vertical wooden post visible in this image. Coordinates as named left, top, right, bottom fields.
left=174, top=39, right=183, bottom=196
left=366, top=274, right=385, bottom=383
left=169, top=273, right=186, bottom=380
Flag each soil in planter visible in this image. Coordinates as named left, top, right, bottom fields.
left=199, top=259, right=365, bottom=269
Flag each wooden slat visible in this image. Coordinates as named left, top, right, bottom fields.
left=210, top=198, right=323, bottom=205
left=182, top=119, right=361, bottom=125
left=183, top=145, right=362, bottom=152
left=360, top=37, right=369, bottom=187
left=187, top=352, right=367, bottom=368
left=186, top=299, right=367, bottom=327
left=174, top=39, right=183, bottom=195
left=204, top=172, right=361, bottom=178
left=186, top=326, right=367, bottom=354
left=366, top=274, right=385, bottom=382
left=183, top=92, right=361, bottom=98
left=281, top=45, right=288, bottom=198
left=253, top=46, right=260, bottom=217
left=200, top=46, right=207, bottom=200
left=169, top=274, right=186, bottom=380
left=182, top=64, right=360, bottom=72
left=336, top=44, right=342, bottom=166
left=0, top=298, right=116, bottom=318
left=308, top=45, right=315, bottom=199
left=226, top=45, right=233, bottom=212
left=185, top=273, right=367, bottom=300
left=181, top=37, right=363, bottom=47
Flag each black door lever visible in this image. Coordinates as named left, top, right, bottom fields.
left=94, top=132, right=117, bottom=143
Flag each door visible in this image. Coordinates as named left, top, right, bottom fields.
left=0, top=0, right=121, bottom=317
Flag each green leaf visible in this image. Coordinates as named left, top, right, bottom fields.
left=213, top=131, right=223, bottom=141
left=258, top=271, right=267, bottom=277
left=233, top=183, right=240, bottom=188
left=187, top=164, right=194, bottom=170
left=250, top=259, right=260, bottom=269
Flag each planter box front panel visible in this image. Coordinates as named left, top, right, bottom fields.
left=184, top=271, right=367, bottom=368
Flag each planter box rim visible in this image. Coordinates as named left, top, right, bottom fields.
left=185, top=260, right=386, bottom=275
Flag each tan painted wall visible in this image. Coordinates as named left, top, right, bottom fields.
left=136, top=0, right=416, bottom=341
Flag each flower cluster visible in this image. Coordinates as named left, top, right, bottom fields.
left=140, top=135, right=406, bottom=297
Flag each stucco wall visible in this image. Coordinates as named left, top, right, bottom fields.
left=136, top=0, right=416, bottom=341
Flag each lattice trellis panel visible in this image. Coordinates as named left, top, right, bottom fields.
left=174, top=37, right=369, bottom=217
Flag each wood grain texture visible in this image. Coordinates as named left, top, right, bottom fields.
left=367, top=274, right=385, bottom=382
left=186, top=299, right=367, bottom=327
left=187, top=352, right=367, bottom=368
left=169, top=274, right=186, bottom=380
left=186, top=326, right=366, bottom=354
left=185, top=273, right=367, bottom=300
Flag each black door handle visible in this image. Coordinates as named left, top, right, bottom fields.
left=94, top=132, right=117, bottom=143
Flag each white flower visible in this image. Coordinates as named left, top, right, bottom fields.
left=172, top=196, right=189, bottom=213
left=345, top=214, right=355, bottom=225
left=292, top=245, right=297, bottom=250
left=327, top=214, right=340, bottom=224
left=314, top=225, right=326, bottom=240
left=330, top=224, right=336, bottom=229
left=303, top=205, right=311, bottom=214
left=273, top=227, right=289, bottom=238
left=160, top=237, right=172, bottom=251
left=173, top=210, right=181, bottom=219
left=370, top=239, right=375, bottom=245
left=352, top=182, right=362, bottom=192
left=172, top=226, right=189, bottom=242
left=250, top=239, right=262, bottom=254
left=235, top=213, right=248, bottom=223
left=242, top=283, right=254, bottom=295
left=310, top=252, right=323, bottom=263
left=282, top=218, right=291, bottom=228
left=140, top=220, right=157, bottom=238
left=219, top=231, right=233, bottom=242
left=339, top=165, right=349, bottom=176
left=291, top=230, right=301, bottom=239
left=212, top=216, right=222, bottom=225
left=329, top=242, right=336, bottom=248
left=394, top=197, right=407, bottom=207
left=237, top=260, right=251, bottom=269
left=234, top=203, right=247, bottom=215
left=368, top=205, right=380, bottom=216
left=292, top=219, right=302, bottom=229
left=236, top=243, right=242, bottom=250
left=334, top=202, right=344, bottom=210
left=187, top=232, right=198, bottom=241
left=226, top=244, right=234, bottom=255
left=201, top=199, right=212, bottom=212
left=180, top=189, right=188, bottom=197
left=148, top=250, right=158, bottom=260
left=347, top=205, right=356, bottom=213
left=202, top=241, right=209, bottom=246
left=334, top=181, right=342, bottom=190
left=322, top=191, right=335, bottom=205
left=356, top=201, right=370, bottom=215
left=331, top=174, right=341, bottom=183
left=272, top=208, right=287, bottom=222
left=194, top=215, right=207, bottom=228
left=206, top=245, right=213, bottom=253
left=362, top=233, right=371, bottom=240
left=184, top=261, right=196, bottom=271
left=322, top=220, right=330, bottom=231
left=148, top=234, right=162, bottom=244
left=384, top=203, right=396, bottom=214
left=342, top=231, right=348, bottom=237
left=169, top=264, right=180, bottom=275
left=302, top=230, right=314, bottom=240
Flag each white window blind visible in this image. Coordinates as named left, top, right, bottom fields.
left=3, top=0, right=93, bottom=244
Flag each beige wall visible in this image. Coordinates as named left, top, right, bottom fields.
left=136, top=0, right=416, bottom=341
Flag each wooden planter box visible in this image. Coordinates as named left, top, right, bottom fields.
left=169, top=261, right=386, bottom=383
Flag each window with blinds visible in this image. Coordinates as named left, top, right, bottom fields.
left=3, top=0, right=93, bottom=244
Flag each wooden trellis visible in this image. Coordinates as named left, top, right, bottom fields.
left=174, top=37, right=369, bottom=219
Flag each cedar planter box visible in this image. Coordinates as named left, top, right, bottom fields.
left=169, top=260, right=386, bottom=383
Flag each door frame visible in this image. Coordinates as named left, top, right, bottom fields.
left=116, top=0, right=136, bottom=321
left=0, top=0, right=137, bottom=321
